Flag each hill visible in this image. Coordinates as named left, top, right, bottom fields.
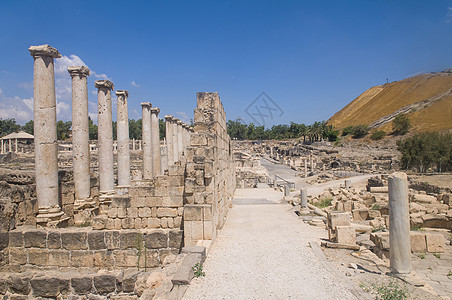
left=327, top=70, right=452, bottom=133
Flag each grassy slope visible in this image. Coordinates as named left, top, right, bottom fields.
left=327, top=72, right=452, bottom=133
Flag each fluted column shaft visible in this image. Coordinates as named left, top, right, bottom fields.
left=95, top=80, right=115, bottom=194
left=177, top=120, right=183, bottom=157
left=68, top=66, right=91, bottom=202
left=172, top=118, right=179, bottom=162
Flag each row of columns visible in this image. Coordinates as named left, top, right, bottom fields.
left=164, top=115, right=193, bottom=167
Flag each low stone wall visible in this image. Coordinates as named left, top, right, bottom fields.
left=6, top=227, right=182, bottom=271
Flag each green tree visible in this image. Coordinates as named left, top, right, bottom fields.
left=351, top=124, right=369, bottom=139
left=0, top=118, right=21, bottom=137
left=88, top=117, right=98, bottom=140
left=159, top=118, right=166, bottom=140
left=371, top=130, right=386, bottom=140
left=393, top=114, right=411, bottom=135
left=22, top=120, right=34, bottom=135
left=56, top=120, right=72, bottom=140
left=128, top=119, right=142, bottom=140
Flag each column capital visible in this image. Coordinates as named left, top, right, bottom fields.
left=29, top=44, right=61, bottom=58
left=164, top=115, right=173, bottom=121
left=176, top=120, right=183, bottom=125
left=68, top=66, right=90, bottom=77
left=150, top=107, right=160, bottom=114
left=116, top=90, right=129, bottom=98
left=141, top=102, right=152, bottom=108
left=95, top=80, right=114, bottom=90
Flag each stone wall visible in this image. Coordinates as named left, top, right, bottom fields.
left=183, top=92, right=235, bottom=246
left=6, top=227, right=182, bottom=271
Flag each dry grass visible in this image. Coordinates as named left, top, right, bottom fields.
left=328, top=72, right=452, bottom=133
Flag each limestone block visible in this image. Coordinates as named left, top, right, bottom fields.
left=167, top=217, right=175, bottom=228
left=8, top=231, right=24, bottom=247
left=343, top=201, right=353, bottom=212
left=61, top=232, right=88, bottom=250
left=147, top=218, right=160, bottom=229
left=425, top=233, right=445, bottom=253
left=71, top=276, right=93, bottom=295
left=6, top=273, right=30, bottom=295
left=328, top=212, right=351, bottom=228
left=92, top=216, right=107, bottom=230
left=144, top=231, right=168, bottom=249
left=8, top=247, right=27, bottom=265
left=185, top=178, right=196, bottom=194
left=138, top=207, right=152, bottom=218
left=108, top=207, right=118, bottom=218
left=70, top=250, right=94, bottom=267
left=169, top=230, right=183, bottom=248
left=120, top=231, right=140, bottom=250
left=335, top=201, right=344, bottom=211
left=105, top=231, right=120, bottom=250
left=117, top=207, right=127, bottom=218
left=127, top=207, right=138, bottom=218
left=184, top=205, right=203, bottom=221
left=28, top=248, right=49, bottom=265
left=134, top=218, right=142, bottom=229
left=88, top=232, right=106, bottom=250
left=422, top=214, right=450, bottom=228
left=174, top=216, right=182, bottom=228
left=93, top=274, right=117, bottom=294
left=93, top=250, right=115, bottom=267
left=410, top=202, right=427, bottom=213
left=114, top=219, right=122, bottom=229
left=412, top=194, right=436, bottom=204
left=352, top=209, right=369, bottom=221
left=47, top=231, right=61, bottom=249
left=24, top=230, right=47, bottom=248
left=30, top=276, right=62, bottom=298
left=441, top=193, right=450, bottom=205
left=368, top=210, right=381, bottom=219
left=157, top=207, right=178, bottom=218
left=184, top=221, right=204, bottom=246
left=114, top=250, right=138, bottom=268
left=190, top=134, right=207, bottom=146
left=48, top=250, right=70, bottom=267
left=336, top=226, right=356, bottom=245
left=410, top=232, right=427, bottom=253
left=138, top=249, right=160, bottom=269
left=106, top=218, right=115, bottom=230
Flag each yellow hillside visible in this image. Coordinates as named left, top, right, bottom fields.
left=327, top=71, right=452, bottom=133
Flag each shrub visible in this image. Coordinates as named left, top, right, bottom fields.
left=351, top=124, right=369, bottom=139
left=342, top=126, right=354, bottom=136
left=393, top=114, right=411, bottom=135
left=371, top=130, right=386, bottom=140
left=313, top=198, right=333, bottom=208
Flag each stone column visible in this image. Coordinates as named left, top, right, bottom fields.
left=160, top=144, right=168, bottom=175
left=29, top=44, right=66, bottom=224
left=177, top=120, right=183, bottom=156
left=300, top=188, right=308, bottom=208
left=165, top=115, right=174, bottom=166
left=68, top=66, right=91, bottom=203
left=304, top=158, right=308, bottom=177
left=141, top=102, right=152, bottom=179
left=345, top=179, right=351, bottom=189
left=0, top=140, right=3, bottom=154
left=150, top=107, right=161, bottom=177
left=132, top=138, right=136, bottom=151
left=15, top=138, right=18, bottom=153
left=95, top=80, right=115, bottom=194
left=172, top=118, right=179, bottom=162
left=8, top=139, right=12, bottom=152
left=116, top=90, right=130, bottom=190
left=388, top=172, right=411, bottom=275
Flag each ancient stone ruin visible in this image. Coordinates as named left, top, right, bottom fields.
left=0, top=45, right=235, bottom=299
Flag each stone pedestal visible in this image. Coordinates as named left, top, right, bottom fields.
left=165, top=115, right=174, bottom=166
left=389, top=172, right=411, bottom=275
left=29, top=44, right=67, bottom=226
left=68, top=66, right=91, bottom=205
left=150, top=107, right=161, bottom=177
left=116, top=90, right=130, bottom=191
left=141, top=102, right=152, bottom=179
left=95, top=80, right=115, bottom=195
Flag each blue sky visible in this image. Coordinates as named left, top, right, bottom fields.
left=0, top=0, right=451, bottom=127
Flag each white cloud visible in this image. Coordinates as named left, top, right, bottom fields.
left=22, top=98, right=33, bottom=111
left=88, top=112, right=97, bottom=123
left=18, top=82, right=33, bottom=90
left=447, top=7, right=452, bottom=23
left=131, top=81, right=140, bottom=87
left=174, top=111, right=190, bottom=124
left=0, top=93, right=33, bottom=124
left=93, top=73, right=111, bottom=80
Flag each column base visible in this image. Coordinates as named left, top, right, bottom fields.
left=115, top=185, right=130, bottom=195
left=391, top=271, right=425, bottom=286
left=36, top=206, right=69, bottom=228
left=74, top=197, right=96, bottom=209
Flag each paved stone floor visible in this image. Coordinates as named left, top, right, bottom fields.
left=183, top=188, right=361, bottom=299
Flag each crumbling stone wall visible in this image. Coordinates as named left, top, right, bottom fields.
left=183, top=92, right=235, bottom=246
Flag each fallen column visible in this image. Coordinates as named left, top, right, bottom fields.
left=116, top=90, right=131, bottom=193
left=68, top=66, right=91, bottom=205
left=150, top=107, right=161, bottom=177
left=141, top=102, right=152, bottom=179
left=95, top=80, right=115, bottom=195
left=29, top=44, right=67, bottom=225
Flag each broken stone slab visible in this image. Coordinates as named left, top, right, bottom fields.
left=171, top=253, right=204, bottom=285
left=321, top=241, right=360, bottom=251
left=411, top=194, right=436, bottom=204
left=351, top=223, right=372, bottom=233
left=425, top=233, right=446, bottom=253
left=369, top=186, right=388, bottom=193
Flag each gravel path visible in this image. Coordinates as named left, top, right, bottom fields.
left=183, top=188, right=358, bottom=300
